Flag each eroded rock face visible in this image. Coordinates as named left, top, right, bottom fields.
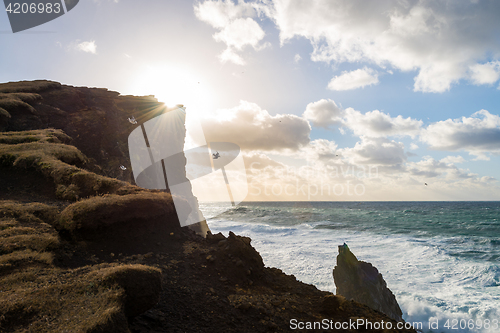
left=333, top=244, right=403, bottom=322
left=0, top=80, right=209, bottom=237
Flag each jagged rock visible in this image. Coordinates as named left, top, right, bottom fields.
left=333, top=243, right=403, bottom=321
left=0, top=80, right=417, bottom=333
left=0, top=80, right=209, bottom=237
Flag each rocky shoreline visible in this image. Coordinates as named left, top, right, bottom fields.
left=0, top=80, right=416, bottom=332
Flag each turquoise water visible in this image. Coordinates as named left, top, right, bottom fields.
left=202, top=201, right=500, bottom=333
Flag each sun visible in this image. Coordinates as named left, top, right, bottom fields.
left=128, top=64, right=214, bottom=118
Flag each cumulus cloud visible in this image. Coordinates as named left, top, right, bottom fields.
left=254, top=0, right=500, bottom=92
left=328, top=67, right=379, bottom=91
left=241, top=136, right=497, bottom=201
left=302, top=139, right=339, bottom=163
left=342, top=137, right=407, bottom=167
left=420, top=110, right=500, bottom=158
left=406, top=156, right=473, bottom=180
left=303, top=99, right=422, bottom=137
left=75, top=40, right=97, bottom=54
left=219, top=47, right=246, bottom=65
left=303, top=99, right=343, bottom=129
left=469, top=61, right=500, bottom=85
left=440, top=155, right=466, bottom=165
left=194, top=0, right=255, bottom=28
left=344, top=108, right=422, bottom=138
left=201, top=100, right=311, bottom=151
left=214, top=18, right=265, bottom=50
left=194, top=0, right=267, bottom=65
left=243, top=152, right=285, bottom=170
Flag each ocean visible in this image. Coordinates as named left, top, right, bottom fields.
left=200, top=201, right=500, bottom=333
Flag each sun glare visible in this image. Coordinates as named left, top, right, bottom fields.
left=128, top=64, right=217, bottom=149
left=128, top=65, right=214, bottom=118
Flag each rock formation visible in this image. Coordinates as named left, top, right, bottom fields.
left=0, top=80, right=208, bottom=237
left=0, top=80, right=416, bottom=332
left=333, top=243, right=404, bottom=322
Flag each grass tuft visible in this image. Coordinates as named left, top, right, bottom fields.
left=58, top=192, right=175, bottom=233
left=0, top=129, right=139, bottom=201
left=0, top=80, right=61, bottom=94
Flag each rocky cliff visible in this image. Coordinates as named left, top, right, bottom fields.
left=333, top=243, right=404, bottom=322
left=0, top=80, right=208, bottom=236
left=0, top=80, right=415, bottom=332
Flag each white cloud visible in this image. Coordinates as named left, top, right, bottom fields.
left=420, top=110, right=500, bottom=158
left=440, top=156, right=466, bottom=165
left=194, top=0, right=267, bottom=65
left=410, top=143, right=419, bottom=150
left=407, top=156, right=472, bottom=180
left=302, top=139, right=339, bottom=163
left=344, top=108, right=422, bottom=138
left=342, top=137, right=407, bottom=167
left=219, top=47, right=246, bottom=65
left=294, top=54, right=302, bottom=63
left=76, top=40, right=97, bottom=54
left=259, top=0, right=500, bottom=92
left=243, top=152, right=285, bottom=170
left=304, top=99, right=422, bottom=137
left=469, top=61, right=500, bottom=85
left=328, top=67, right=379, bottom=91
left=242, top=135, right=498, bottom=201
left=303, top=99, right=343, bottom=129
left=201, top=100, right=311, bottom=151
left=194, top=0, right=255, bottom=28
left=213, top=17, right=265, bottom=50
left=413, top=63, right=464, bottom=93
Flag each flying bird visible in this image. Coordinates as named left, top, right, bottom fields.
left=128, top=116, right=137, bottom=125
left=424, top=183, right=428, bottom=186
left=212, top=151, right=220, bottom=160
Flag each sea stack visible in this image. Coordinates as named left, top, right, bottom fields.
left=333, top=243, right=403, bottom=322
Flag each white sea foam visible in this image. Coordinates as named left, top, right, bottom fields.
left=208, top=217, right=500, bottom=333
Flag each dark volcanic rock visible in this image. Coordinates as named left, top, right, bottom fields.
left=0, top=80, right=208, bottom=237
left=0, top=80, right=417, bottom=333
left=333, top=243, right=403, bottom=321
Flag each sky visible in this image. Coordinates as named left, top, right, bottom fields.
left=2, top=0, right=500, bottom=201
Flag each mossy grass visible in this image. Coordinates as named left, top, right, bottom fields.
left=0, top=201, right=162, bottom=332
left=0, top=80, right=61, bottom=94
left=0, top=262, right=160, bottom=332
left=58, top=192, right=175, bottom=233
left=0, top=129, right=139, bottom=201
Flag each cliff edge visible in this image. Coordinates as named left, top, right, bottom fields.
left=0, top=80, right=415, bottom=332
